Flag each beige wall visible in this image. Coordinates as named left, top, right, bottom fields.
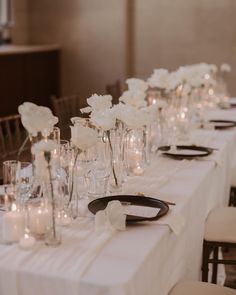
left=28, top=0, right=126, bottom=100
left=11, top=0, right=29, bottom=44
left=11, top=0, right=236, bottom=97
left=135, top=0, right=236, bottom=95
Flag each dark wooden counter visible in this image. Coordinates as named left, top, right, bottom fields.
left=0, top=45, right=60, bottom=116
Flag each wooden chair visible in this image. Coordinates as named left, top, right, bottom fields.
left=202, top=207, right=236, bottom=283
left=51, top=94, right=86, bottom=139
left=0, top=114, right=30, bottom=181
left=106, top=80, right=122, bottom=105
left=169, top=281, right=236, bottom=295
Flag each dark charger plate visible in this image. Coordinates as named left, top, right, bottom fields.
left=88, top=195, right=169, bottom=223
left=210, top=119, right=236, bottom=130
left=158, top=145, right=213, bottom=160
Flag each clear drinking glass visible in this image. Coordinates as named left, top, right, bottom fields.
left=85, top=169, right=110, bottom=200
left=3, top=160, right=20, bottom=204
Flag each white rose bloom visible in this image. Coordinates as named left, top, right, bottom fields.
left=81, top=94, right=112, bottom=113
left=90, top=108, right=116, bottom=131
left=119, top=90, right=147, bottom=108
left=114, top=104, right=151, bottom=129
left=210, top=64, right=218, bottom=73
left=167, top=71, right=183, bottom=91
left=126, top=78, right=148, bottom=92
left=147, top=68, right=169, bottom=89
left=70, top=123, right=98, bottom=151
left=220, top=63, right=231, bottom=72
left=18, top=102, right=58, bottom=136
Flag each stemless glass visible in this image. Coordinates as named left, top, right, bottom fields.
left=17, top=162, right=33, bottom=203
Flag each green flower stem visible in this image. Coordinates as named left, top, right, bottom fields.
left=107, top=130, right=118, bottom=187
left=17, top=134, right=29, bottom=161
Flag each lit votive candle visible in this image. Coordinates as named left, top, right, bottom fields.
left=132, top=166, right=144, bottom=176
left=19, top=233, right=36, bottom=250
left=57, top=211, right=72, bottom=226
left=2, top=204, right=25, bottom=243
left=127, top=150, right=144, bottom=175
left=29, top=205, right=51, bottom=237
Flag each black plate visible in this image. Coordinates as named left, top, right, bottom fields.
left=88, top=195, right=169, bottom=222
left=158, top=145, right=213, bottom=160
left=209, top=120, right=236, bottom=130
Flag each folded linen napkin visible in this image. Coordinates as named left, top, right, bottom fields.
left=95, top=200, right=126, bottom=234
left=154, top=208, right=185, bottom=235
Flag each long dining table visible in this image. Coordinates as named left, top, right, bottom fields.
left=0, top=106, right=236, bottom=295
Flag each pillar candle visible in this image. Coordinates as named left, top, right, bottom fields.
left=2, top=205, right=25, bottom=243
left=29, top=206, right=51, bottom=236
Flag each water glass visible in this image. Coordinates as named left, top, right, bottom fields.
left=85, top=169, right=110, bottom=199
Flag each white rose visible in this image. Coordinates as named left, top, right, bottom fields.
left=147, top=69, right=169, bottom=89
left=220, top=63, right=231, bottom=73
left=126, top=78, right=148, bottom=92
left=70, top=123, right=98, bottom=151
left=90, top=108, right=116, bottom=131
left=119, top=90, right=147, bottom=108
left=167, top=71, right=183, bottom=91
left=114, top=104, right=151, bottom=129
left=18, top=102, right=58, bottom=136
left=81, top=94, right=112, bottom=113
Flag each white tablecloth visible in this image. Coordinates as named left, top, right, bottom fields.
left=0, top=108, right=236, bottom=295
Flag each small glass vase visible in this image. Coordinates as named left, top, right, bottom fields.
left=44, top=177, right=61, bottom=246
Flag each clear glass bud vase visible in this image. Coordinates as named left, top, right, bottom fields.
left=107, top=123, right=125, bottom=193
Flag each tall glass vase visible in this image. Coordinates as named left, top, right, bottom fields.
left=107, top=123, right=125, bottom=193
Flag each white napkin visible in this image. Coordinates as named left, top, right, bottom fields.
left=154, top=208, right=185, bottom=235
left=95, top=201, right=126, bottom=234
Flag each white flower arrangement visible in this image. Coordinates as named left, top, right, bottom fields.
left=126, top=78, right=148, bottom=92
left=166, top=71, right=183, bottom=92
left=119, top=90, right=147, bottom=108
left=90, top=108, right=116, bottom=131
left=80, top=94, right=113, bottom=114
left=147, top=69, right=169, bottom=89
left=80, top=94, right=116, bottom=131
left=113, top=104, right=152, bottom=129
left=70, top=122, right=98, bottom=151
left=220, top=63, right=231, bottom=73
left=18, top=102, right=58, bottom=136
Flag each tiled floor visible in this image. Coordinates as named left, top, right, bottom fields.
left=224, top=248, right=236, bottom=289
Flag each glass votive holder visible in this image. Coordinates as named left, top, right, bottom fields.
left=2, top=202, right=25, bottom=244
left=28, top=201, right=51, bottom=240
left=85, top=170, right=110, bottom=199
left=45, top=221, right=61, bottom=247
